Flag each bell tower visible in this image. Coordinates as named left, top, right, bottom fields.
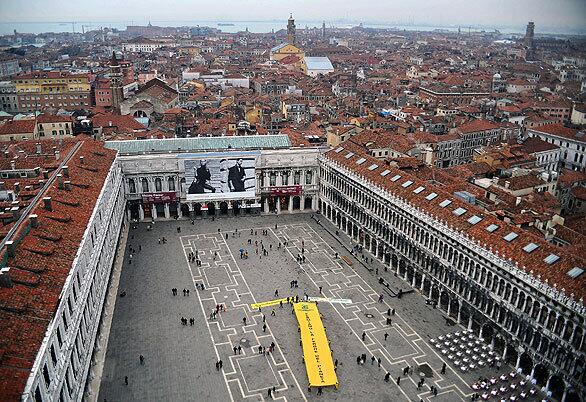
left=287, top=14, right=296, bottom=45
left=109, top=51, right=124, bottom=114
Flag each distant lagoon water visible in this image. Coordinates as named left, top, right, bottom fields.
left=0, top=20, right=581, bottom=36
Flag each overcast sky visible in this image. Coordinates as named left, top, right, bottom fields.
left=1, top=0, right=585, bottom=31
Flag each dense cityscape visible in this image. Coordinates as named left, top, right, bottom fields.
left=0, top=3, right=584, bottom=402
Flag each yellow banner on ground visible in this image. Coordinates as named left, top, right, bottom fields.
left=250, top=298, right=289, bottom=310
left=294, top=302, right=339, bottom=388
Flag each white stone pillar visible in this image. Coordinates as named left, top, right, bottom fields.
left=288, top=196, right=293, bottom=212
left=178, top=203, right=183, bottom=218
left=264, top=197, right=269, bottom=212
left=152, top=205, right=158, bottom=219
left=276, top=198, right=281, bottom=214
left=139, top=204, right=145, bottom=220
left=164, top=203, right=170, bottom=219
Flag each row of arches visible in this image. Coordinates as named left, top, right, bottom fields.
left=317, top=164, right=585, bottom=400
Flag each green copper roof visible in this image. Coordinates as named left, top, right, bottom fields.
left=105, top=135, right=291, bottom=154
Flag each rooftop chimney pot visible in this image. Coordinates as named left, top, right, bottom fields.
left=5, top=241, right=15, bottom=258
left=30, top=214, right=38, bottom=228
left=0, top=267, right=12, bottom=288
left=62, top=165, right=69, bottom=177
left=43, top=197, right=52, bottom=211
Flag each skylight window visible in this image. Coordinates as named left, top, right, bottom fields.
left=567, top=267, right=584, bottom=279
left=390, top=174, right=402, bottom=182
left=544, top=254, right=560, bottom=265
left=356, top=158, right=366, bottom=165
left=425, top=192, right=438, bottom=200
left=413, top=186, right=425, bottom=194
left=380, top=169, right=391, bottom=177
left=522, top=243, right=539, bottom=253
left=467, top=215, right=482, bottom=225
left=345, top=152, right=355, bottom=159
left=334, top=147, right=344, bottom=153
left=439, top=199, right=452, bottom=208
left=368, top=164, right=379, bottom=171
left=503, top=232, right=518, bottom=242
left=402, top=180, right=413, bottom=188
left=486, top=224, right=499, bottom=233
left=453, top=207, right=467, bottom=216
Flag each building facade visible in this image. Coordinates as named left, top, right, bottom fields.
left=318, top=143, right=584, bottom=401
left=527, top=124, right=586, bottom=172
left=105, top=136, right=323, bottom=222
left=14, top=71, right=91, bottom=112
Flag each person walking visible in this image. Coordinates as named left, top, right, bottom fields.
left=317, top=387, right=323, bottom=395
left=268, top=388, right=272, bottom=398
left=263, top=323, right=267, bottom=332
left=384, top=372, right=390, bottom=382
left=362, top=332, right=366, bottom=341
left=378, top=357, right=382, bottom=367
left=441, top=362, right=446, bottom=374
left=215, top=361, right=219, bottom=371
left=396, top=376, right=401, bottom=385
left=124, top=376, right=128, bottom=386
left=243, top=317, right=247, bottom=325
left=384, top=332, right=389, bottom=341
left=237, top=346, right=242, bottom=354
left=219, top=360, right=223, bottom=369
left=139, top=355, right=144, bottom=365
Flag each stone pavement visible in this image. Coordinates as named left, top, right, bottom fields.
left=98, top=213, right=509, bottom=402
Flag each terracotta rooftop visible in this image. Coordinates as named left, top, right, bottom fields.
left=0, top=120, right=36, bottom=136
left=531, top=124, right=584, bottom=143
left=0, top=138, right=116, bottom=400
left=324, top=142, right=586, bottom=300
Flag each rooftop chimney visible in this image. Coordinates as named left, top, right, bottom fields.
left=0, top=268, right=12, bottom=288
left=57, top=174, right=64, bottom=189
left=10, top=206, right=19, bottom=220
left=62, top=165, right=69, bottom=177
left=3, top=151, right=8, bottom=158
left=43, top=197, right=52, bottom=211
left=43, top=170, right=49, bottom=179
left=79, top=156, right=84, bottom=164
left=10, top=160, right=15, bottom=170
left=5, top=240, right=15, bottom=257
left=64, top=180, right=71, bottom=191
left=14, top=182, right=20, bottom=193
left=29, top=214, right=38, bottom=228
left=55, top=149, right=60, bottom=160
left=0, top=182, right=4, bottom=191
left=36, top=143, right=42, bottom=154
left=504, top=181, right=510, bottom=189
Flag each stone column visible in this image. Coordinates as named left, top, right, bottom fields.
left=288, top=196, right=293, bottom=212
left=139, top=204, right=144, bottom=220
left=516, top=352, right=522, bottom=369
left=276, top=198, right=281, bottom=214
left=178, top=203, right=183, bottom=219
left=164, top=203, right=170, bottom=219
left=300, top=196, right=305, bottom=211
left=264, top=197, right=269, bottom=213
left=420, top=274, right=426, bottom=291
left=152, top=205, right=158, bottom=220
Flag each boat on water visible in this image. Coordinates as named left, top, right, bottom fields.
left=217, top=23, right=235, bottom=26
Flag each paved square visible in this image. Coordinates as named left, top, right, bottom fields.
left=99, top=214, right=511, bottom=402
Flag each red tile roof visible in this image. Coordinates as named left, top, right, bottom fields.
left=0, top=138, right=116, bottom=400
left=531, top=124, right=583, bottom=142
left=0, top=120, right=36, bottom=136
left=92, top=114, right=145, bottom=131
left=455, top=119, right=500, bottom=134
